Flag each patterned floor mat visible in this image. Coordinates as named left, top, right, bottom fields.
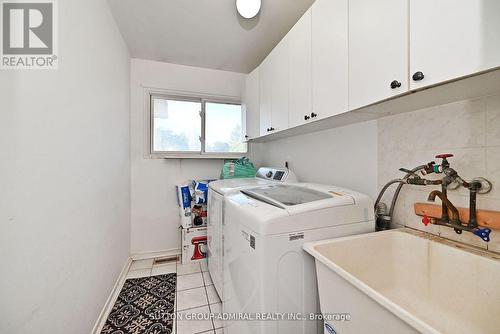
left=101, top=273, right=176, bottom=334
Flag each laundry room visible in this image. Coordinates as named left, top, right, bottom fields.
left=2, top=1, right=500, bottom=334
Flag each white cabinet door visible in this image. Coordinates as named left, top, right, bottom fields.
left=244, top=67, right=260, bottom=140
left=289, top=9, right=312, bottom=128
left=312, top=0, right=348, bottom=120
left=259, top=58, right=272, bottom=136
left=410, top=0, right=500, bottom=89
left=270, top=37, right=290, bottom=132
left=349, top=0, right=408, bottom=110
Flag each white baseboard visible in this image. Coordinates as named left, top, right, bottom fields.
left=130, top=248, right=181, bottom=261
left=91, top=257, right=132, bottom=334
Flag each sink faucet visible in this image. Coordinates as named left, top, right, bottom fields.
left=426, top=189, right=491, bottom=242
left=427, top=190, right=460, bottom=223
left=427, top=189, right=468, bottom=235
left=412, top=154, right=493, bottom=242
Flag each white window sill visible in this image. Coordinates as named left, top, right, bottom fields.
left=147, top=153, right=247, bottom=160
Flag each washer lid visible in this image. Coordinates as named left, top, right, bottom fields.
left=241, top=184, right=354, bottom=211
left=209, top=178, right=268, bottom=195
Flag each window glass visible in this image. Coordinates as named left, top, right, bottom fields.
left=205, top=102, right=247, bottom=153
left=152, top=97, right=202, bottom=152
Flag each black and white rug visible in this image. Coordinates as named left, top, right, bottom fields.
left=101, top=274, right=176, bottom=334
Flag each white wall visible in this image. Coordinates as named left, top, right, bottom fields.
left=130, top=59, right=245, bottom=254
left=378, top=94, right=500, bottom=253
left=0, top=0, right=130, bottom=333
left=251, top=120, right=378, bottom=199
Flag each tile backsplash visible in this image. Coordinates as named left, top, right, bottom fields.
left=377, top=93, right=500, bottom=253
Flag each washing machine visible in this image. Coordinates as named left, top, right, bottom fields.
left=223, top=183, right=374, bottom=334
left=207, top=167, right=298, bottom=301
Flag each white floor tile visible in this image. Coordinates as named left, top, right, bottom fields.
left=177, top=272, right=204, bottom=291
left=176, top=305, right=214, bottom=334
left=151, top=263, right=176, bottom=276
left=125, top=268, right=150, bottom=279
left=206, top=285, right=221, bottom=304
left=202, top=271, right=213, bottom=286
left=129, top=258, right=154, bottom=270
left=215, top=329, right=224, bottom=334
left=177, top=286, right=209, bottom=311
left=178, top=262, right=202, bottom=276
left=209, top=303, right=223, bottom=329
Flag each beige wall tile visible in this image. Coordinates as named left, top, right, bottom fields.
left=486, top=147, right=500, bottom=200
left=485, top=94, right=500, bottom=146
left=417, top=99, right=486, bottom=150
left=378, top=94, right=499, bottom=250
left=475, top=197, right=500, bottom=211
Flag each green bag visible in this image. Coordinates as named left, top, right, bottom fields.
left=220, top=157, right=257, bottom=179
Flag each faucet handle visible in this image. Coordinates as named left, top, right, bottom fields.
left=399, top=168, right=421, bottom=178
left=473, top=228, right=491, bottom=242
left=422, top=215, right=431, bottom=226
left=435, top=153, right=454, bottom=159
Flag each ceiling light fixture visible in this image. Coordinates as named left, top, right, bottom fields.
left=236, top=0, right=261, bottom=19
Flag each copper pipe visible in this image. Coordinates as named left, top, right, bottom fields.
left=427, top=190, right=460, bottom=222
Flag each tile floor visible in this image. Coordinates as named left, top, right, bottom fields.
left=125, top=258, right=223, bottom=334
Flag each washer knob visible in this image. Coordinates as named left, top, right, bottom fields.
left=266, top=171, right=273, bottom=178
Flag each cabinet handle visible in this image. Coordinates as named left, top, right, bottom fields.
left=412, top=71, right=425, bottom=81
left=304, top=115, right=310, bottom=120
left=390, top=80, right=402, bottom=89
left=311, top=112, right=318, bottom=118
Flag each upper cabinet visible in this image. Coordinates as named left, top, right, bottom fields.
left=270, top=38, right=290, bottom=132
left=349, top=0, right=408, bottom=110
left=259, top=56, right=272, bottom=136
left=243, top=67, right=260, bottom=140
left=410, top=0, right=500, bottom=89
left=312, top=0, right=348, bottom=120
left=288, top=9, right=312, bottom=128
left=247, top=0, right=500, bottom=140
left=259, top=37, right=290, bottom=135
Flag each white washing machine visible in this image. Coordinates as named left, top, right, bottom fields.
left=223, top=183, right=374, bottom=334
left=207, top=167, right=298, bottom=301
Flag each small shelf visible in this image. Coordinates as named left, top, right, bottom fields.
left=250, top=67, right=500, bottom=143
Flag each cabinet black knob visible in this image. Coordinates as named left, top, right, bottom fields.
left=304, top=115, right=310, bottom=120
left=270, top=127, right=275, bottom=131
left=390, top=80, right=402, bottom=89
left=311, top=112, right=318, bottom=118
left=412, top=71, right=425, bottom=81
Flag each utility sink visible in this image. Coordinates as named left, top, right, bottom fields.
left=303, top=229, right=500, bottom=334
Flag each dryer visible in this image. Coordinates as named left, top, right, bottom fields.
left=223, top=183, right=374, bottom=334
left=207, top=167, right=297, bottom=300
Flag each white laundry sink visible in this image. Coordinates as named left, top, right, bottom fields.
left=303, top=229, right=500, bottom=334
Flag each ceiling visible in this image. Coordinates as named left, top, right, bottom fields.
left=107, top=0, right=315, bottom=73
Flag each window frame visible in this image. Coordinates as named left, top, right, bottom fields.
left=147, top=90, right=248, bottom=159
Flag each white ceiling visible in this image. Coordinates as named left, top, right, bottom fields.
left=107, top=0, right=315, bottom=73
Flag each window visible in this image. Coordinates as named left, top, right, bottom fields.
left=152, top=97, right=202, bottom=152
left=150, top=93, right=247, bottom=158
left=205, top=102, right=247, bottom=153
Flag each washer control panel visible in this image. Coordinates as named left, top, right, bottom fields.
left=256, top=167, right=297, bottom=182
left=273, top=170, right=285, bottom=180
